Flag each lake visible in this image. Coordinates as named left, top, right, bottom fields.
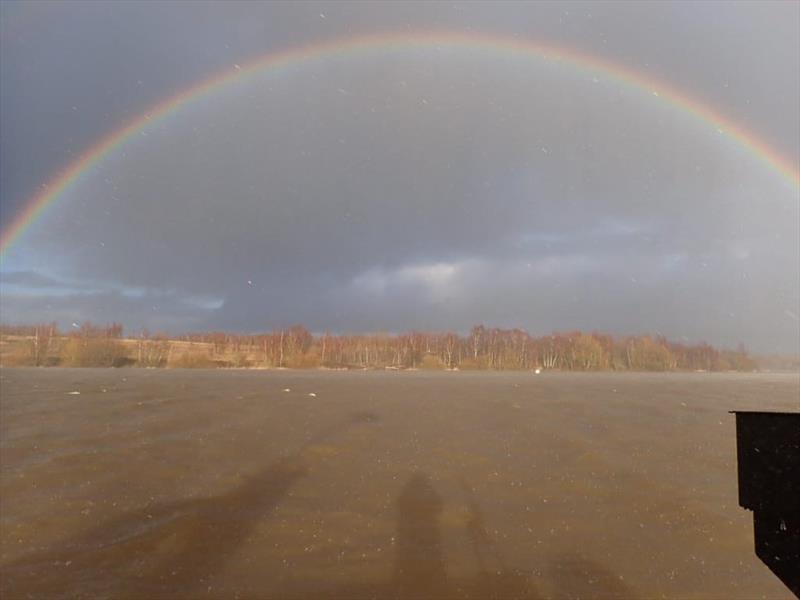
left=1, top=368, right=797, bottom=599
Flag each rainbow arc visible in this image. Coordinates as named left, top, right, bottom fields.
left=1, top=31, right=797, bottom=259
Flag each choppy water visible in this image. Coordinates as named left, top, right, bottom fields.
left=1, top=368, right=798, bottom=599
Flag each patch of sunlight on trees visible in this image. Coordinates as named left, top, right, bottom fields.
left=0, top=322, right=760, bottom=372
left=60, top=337, right=129, bottom=368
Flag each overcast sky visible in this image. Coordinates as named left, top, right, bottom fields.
left=0, top=1, right=798, bottom=352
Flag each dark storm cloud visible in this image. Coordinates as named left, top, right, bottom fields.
left=2, top=0, right=798, bottom=218
left=1, top=1, right=798, bottom=352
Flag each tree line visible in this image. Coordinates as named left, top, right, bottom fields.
left=0, top=322, right=758, bottom=371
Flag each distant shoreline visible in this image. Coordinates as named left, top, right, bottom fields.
left=2, top=324, right=796, bottom=372
left=3, top=363, right=797, bottom=375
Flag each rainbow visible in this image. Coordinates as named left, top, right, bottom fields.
left=1, top=30, right=798, bottom=259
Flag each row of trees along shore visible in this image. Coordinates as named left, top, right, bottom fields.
left=0, top=322, right=758, bottom=371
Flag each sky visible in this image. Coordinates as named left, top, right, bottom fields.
left=0, top=0, right=798, bottom=353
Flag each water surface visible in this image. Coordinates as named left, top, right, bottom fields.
left=1, top=369, right=797, bottom=599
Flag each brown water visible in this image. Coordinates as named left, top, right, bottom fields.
left=1, top=368, right=797, bottom=599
